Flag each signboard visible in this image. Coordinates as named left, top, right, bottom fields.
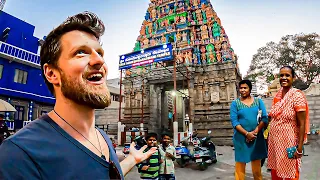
left=119, top=43, right=173, bottom=70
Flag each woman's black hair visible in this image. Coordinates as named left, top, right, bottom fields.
left=239, top=80, right=252, bottom=92
left=280, top=65, right=296, bottom=77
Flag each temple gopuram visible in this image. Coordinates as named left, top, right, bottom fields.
left=118, top=0, right=241, bottom=146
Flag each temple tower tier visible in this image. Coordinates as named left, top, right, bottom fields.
left=119, top=0, right=241, bottom=146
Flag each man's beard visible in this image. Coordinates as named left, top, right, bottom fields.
left=60, top=72, right=111, bottom=109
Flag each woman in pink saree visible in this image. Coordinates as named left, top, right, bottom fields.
left=268, top=66, right=309, bottom=180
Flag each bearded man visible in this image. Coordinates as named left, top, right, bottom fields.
left=0, top=12, right=156, bottom=180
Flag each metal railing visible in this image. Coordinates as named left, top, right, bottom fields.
left=0, top=41, right=40, bottom=66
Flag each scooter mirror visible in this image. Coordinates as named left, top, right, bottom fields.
left=208, top=130, right=212, bottom=134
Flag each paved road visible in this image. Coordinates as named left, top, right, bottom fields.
left=117, top=136, right=319, bottom=180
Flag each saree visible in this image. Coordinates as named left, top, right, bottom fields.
left=268, top=88, right=309, bottom=179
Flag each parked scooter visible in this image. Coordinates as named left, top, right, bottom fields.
left=193, top=130, right=217, bottom=170
left=200, top=130, right=217, bottom=164
left=175, top=134, right=195, bottom=168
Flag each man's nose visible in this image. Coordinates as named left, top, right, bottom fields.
left=89, top=51, right=105, bottom=69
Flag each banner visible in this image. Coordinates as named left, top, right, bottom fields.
left=119, top=44, right=173, bottom=70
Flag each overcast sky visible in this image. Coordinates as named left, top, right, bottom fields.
left=4, top=0, right=320, bottom=82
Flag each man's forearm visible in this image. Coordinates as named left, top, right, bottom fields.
left=120, top=155, right=136, bottom=176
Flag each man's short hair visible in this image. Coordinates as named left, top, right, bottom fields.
left=145, top=132, right=158, bottom=140
left=161, top=132, right=172, bottom=139
left=40, top=11, right=105, bottom=95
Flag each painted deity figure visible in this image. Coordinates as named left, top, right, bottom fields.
left=180, top=16, right=186, bottom=23
left=193, top=0, right=199, bottom=7
left=185, top=51, right=192, bottom=65
left=176, top=51, right=184, bottom=64
left=196, top=9, right=203, bottom=22
left=151, top=8, right=157, bottom=20
left=148, top=24, right=153, bottom=35
left=176, top=32, right=182, bottom=42
left=175, top=16, right=180, bottom=24
left=205, top=6, right=214, bottom=20
left=216, top=51, right=222, bottom=62
left=200, top=46, right=206, bottom=63
left=150, top=38, right=156, bottom=46
left=161, top=35, right=166, bottom=44
left=182, top=31, right=188, bottom=42
left=165, top=5, right=170, bottom=14
left=214, top=39, right=221, bottom=51
left=212, top=21, right=221, bottom=38
left=140, top=25, right=146, bottom=36
left=143, top=38, right=149, bottom=49
left=200, top=25, right=209, bottom=40
left=188, top=11, right=193, bottom=22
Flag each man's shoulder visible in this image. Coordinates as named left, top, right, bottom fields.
left=6, top=115, right=53, bottom=147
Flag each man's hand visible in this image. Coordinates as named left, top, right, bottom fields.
left=120, top=142, right=157, bottom=176
left=141, top=165, right=150, bottom=171
left=129, top=142, right=157, bottom=164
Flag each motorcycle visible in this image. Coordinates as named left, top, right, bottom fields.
left=175, top=134, right=195, bottom=168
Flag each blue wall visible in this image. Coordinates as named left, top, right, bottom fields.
left=0, top=11, right=55, bottom=105
left=0, top=11, right=39, bottom=53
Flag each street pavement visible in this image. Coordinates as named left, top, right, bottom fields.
left=117, top=136, right=320, bottom=180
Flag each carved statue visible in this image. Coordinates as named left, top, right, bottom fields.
left=134, top=41, right=140, bottom=51
left=150, top=38, right=156, bottom=46
left=206, top=44, right=215, bottom=63
left=180, top=16, right=186, bottom=23
left=176, top=32, right=182, bottom=42
left=148, top=24, right=153, bottom=35
left=175, top=16, right=180, bottom=24
left=188, top=11, right=193, bottom=22
left=214, top=39, right=221, bottom=51
left=161, top=35, right=166, bottom=44
left=182, top=31, right=188, bottom=41
left=205, top=6, right=214, bottom=20
left=185, top=51, right=192, bottom=65
left=200, top=25, right=209, bottom=40
left=151, top=8, right=157, bottom=20
left=176, top=51, right=184, bottom=64
left=216, top=51, right=222, bottom=62
left=143, top=38, right=149, bottom=48
left=165, top=5, right=170, bottom=14
left=215, top=16, right=221, bottom=26
left=193, top=0, right=199, bottom=7
left=140, top=25, right=146, bottom=36
left=212, top=21, right=221, bottom=38
left=196, top=9, right=203, bottom=22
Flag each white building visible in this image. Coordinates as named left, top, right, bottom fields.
left=251, top=81, right=258, bottom=96
left=0, top=0, right=6, bottom=11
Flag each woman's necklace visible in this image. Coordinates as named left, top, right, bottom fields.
left=53, top=109, right=106, bottom=160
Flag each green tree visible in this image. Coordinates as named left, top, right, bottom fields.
left=246, top=33, right=320, bottom=90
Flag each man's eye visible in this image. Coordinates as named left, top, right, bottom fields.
left=75, top=50, right=86, bottom=55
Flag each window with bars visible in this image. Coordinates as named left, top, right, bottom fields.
left=14, top=69, right=28, bottom=84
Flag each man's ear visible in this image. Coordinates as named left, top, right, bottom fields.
left=43, top=63, right=60, bottom=86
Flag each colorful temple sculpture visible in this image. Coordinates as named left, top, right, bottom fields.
left=119, top=0, right=241, bottom=145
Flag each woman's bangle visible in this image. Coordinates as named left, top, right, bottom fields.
left=245, top=132, right=249, bottom=137
left=296, top=149, right=303, bottom=155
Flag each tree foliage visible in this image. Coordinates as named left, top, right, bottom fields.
left=246, top=33, right=320, bottom=90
